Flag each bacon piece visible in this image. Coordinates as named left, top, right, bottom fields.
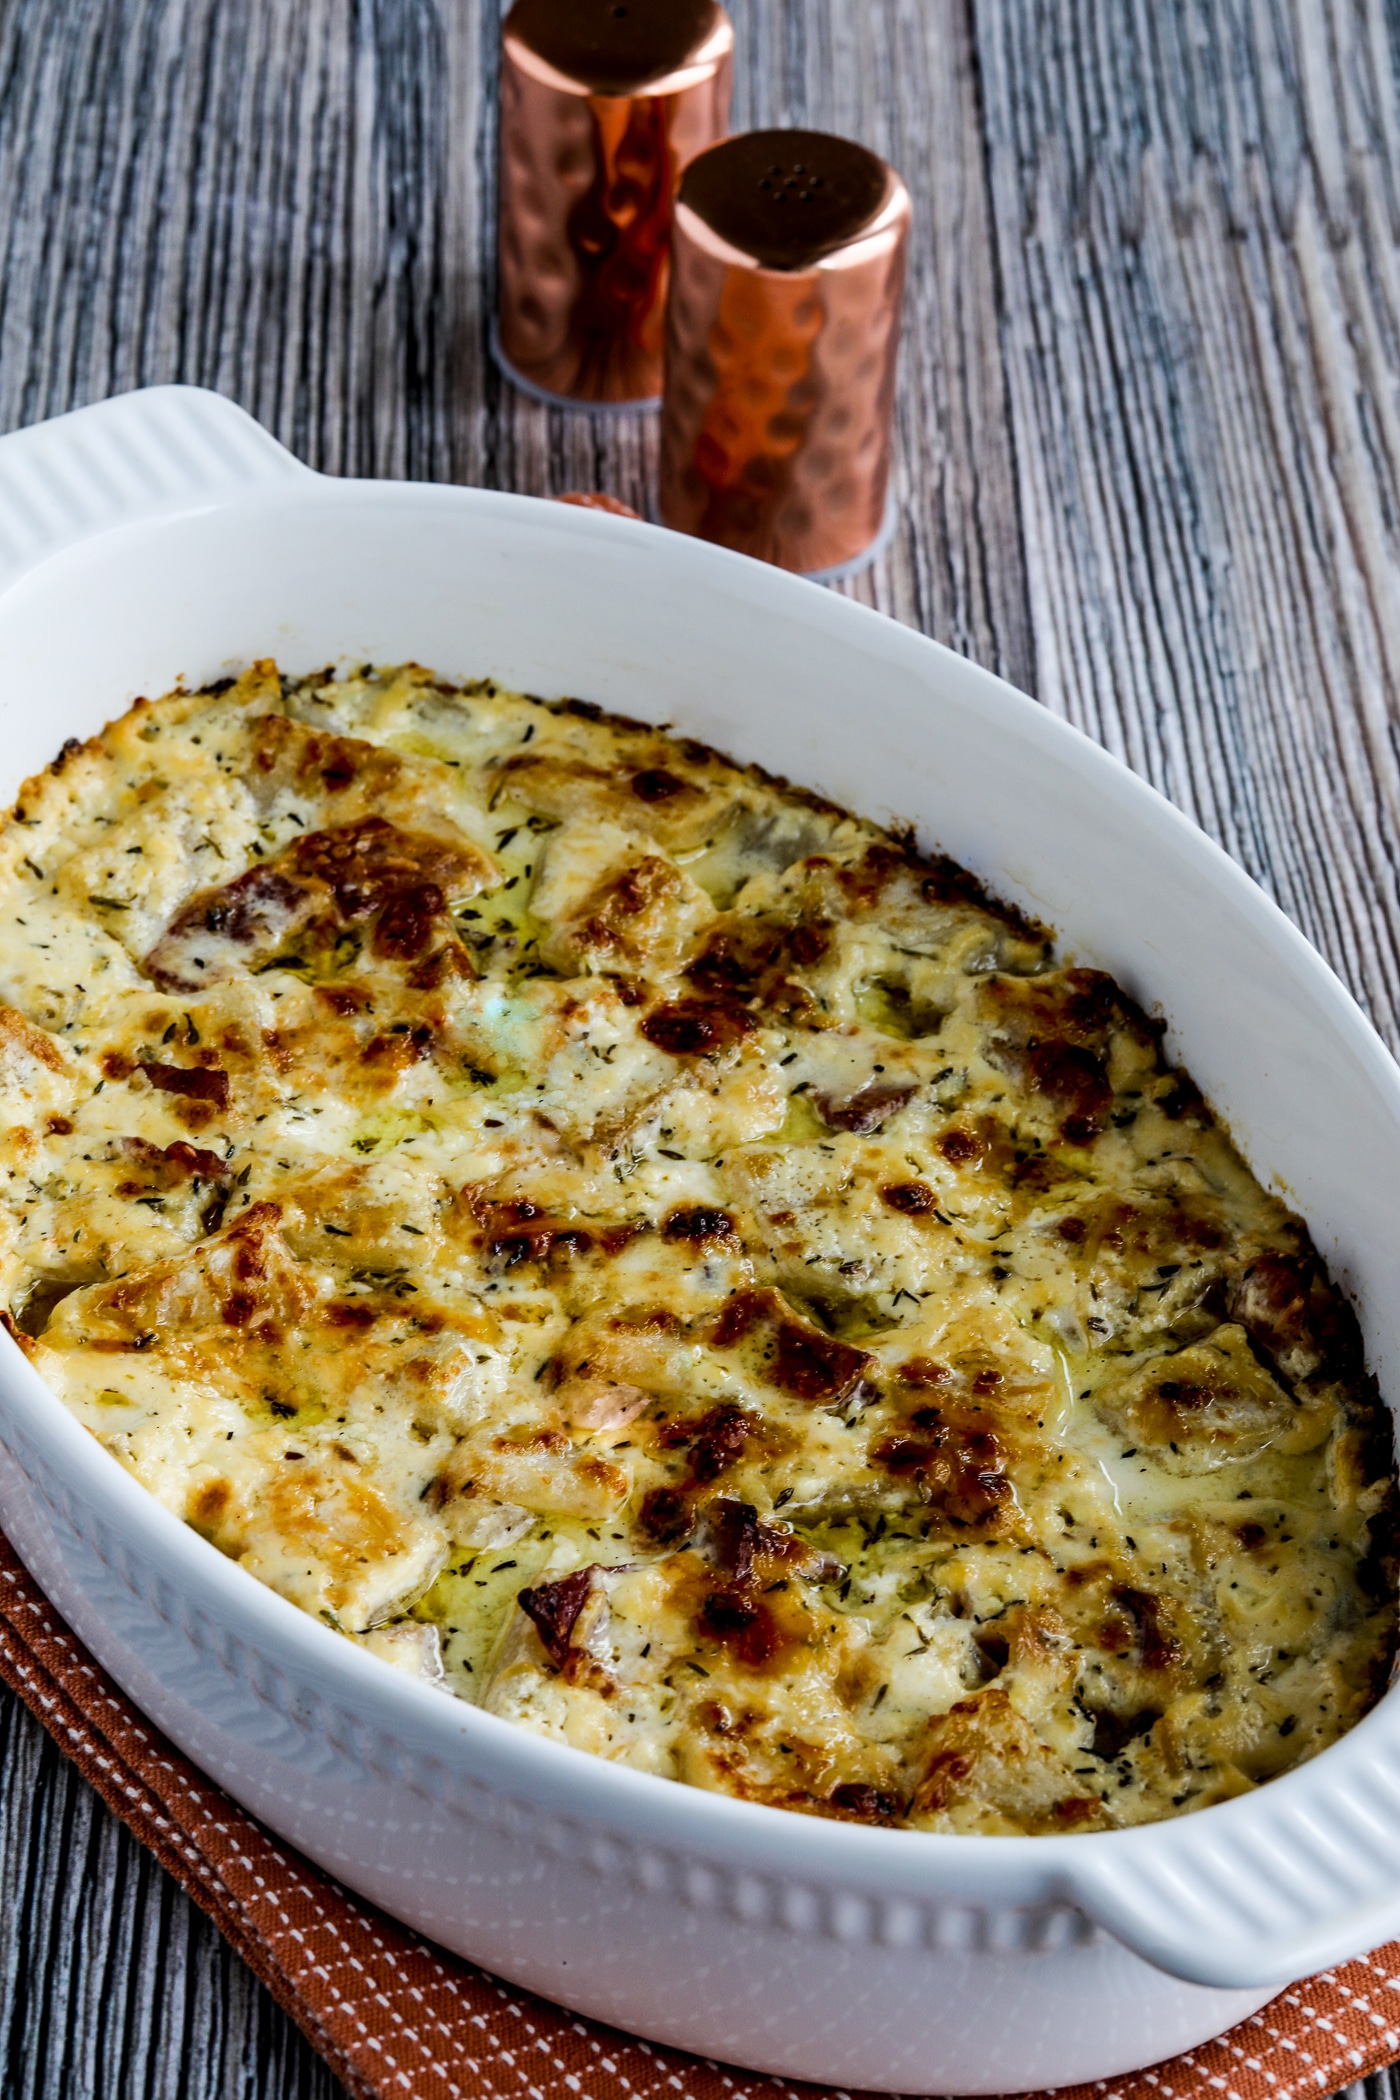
left=641, top=998, right=754, bottom=1057
left=145, top=816, right=485, bottom=990
left=637, top=1485, right=693, bottom=1544
left=685, top=922, right=783, bottom=996
left=1229, top=1249, right=1360, bottom=1382
left=638, top=1409, right=760, bottom=1547
left=708, top=1497, right=762, bottom=1584
left=655, top=1402, right=756, bottom=1484
left=695, top=1587, right=780, bottom=1668
left=1027, top=1041, right=1111, bottom=1146
left=704, top=1497, right=842, bottom=1588
left=815, top=1082, right=914, bottom=1134
left=1106, top=1586, right=1183, bottom=1674
left=371, top=882, right=447, bottom=960
left=872, top=1414, right=1014, bottom=1531
left=117, top=1136, right=231, bottom=1188
left=684, top=917, right=829, bottom=1016
left=710, top=1287, right=873, bottom=1405
left=685, top=1403, right=754, bottom=1482
left=772, top=1320, right=869, bottom=1403
left=139, top=1061, right=231, bottom=1109
left=518, top=1568, right=597, bottom=1670
left=880, top=1181, right=935, bottom=1214
left=182, top=865, right=306, bottom=949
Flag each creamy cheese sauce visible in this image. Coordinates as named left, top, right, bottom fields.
left=0, top=659, right=1393, bottom=1832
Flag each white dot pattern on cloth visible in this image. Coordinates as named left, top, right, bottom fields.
left=0, top=1535, right=1395, bottom=2100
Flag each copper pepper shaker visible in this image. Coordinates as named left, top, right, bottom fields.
left=658, top=129, right=911, bottom=576
left=495, top=0, right=734, bottom=409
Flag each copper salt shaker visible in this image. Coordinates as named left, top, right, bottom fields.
left=659, top=129, right=911, bottom=576
left=495, top=0, right=733, bottom=408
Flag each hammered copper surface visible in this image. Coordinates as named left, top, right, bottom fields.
left=496, top=1, right=732, bottom=406
left=659, top=130, right=910, bottom=573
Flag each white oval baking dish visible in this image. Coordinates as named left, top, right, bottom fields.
left=1, top=385, right=1399, bottom=2094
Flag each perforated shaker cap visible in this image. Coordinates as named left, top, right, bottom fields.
left=504, top=0, right=728, bottom=96
left=676, top=127, right=894, bottom=271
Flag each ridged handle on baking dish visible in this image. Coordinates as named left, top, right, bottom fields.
left=1063, top=1717, right=1400, bottom=1988
left=0, top=386, right=309, bottom=593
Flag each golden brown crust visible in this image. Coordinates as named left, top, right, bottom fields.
left=0, top=658, right=1392, bottom=1826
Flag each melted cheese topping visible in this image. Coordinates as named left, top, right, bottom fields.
left=1, top=659, right=1393, bottom=1833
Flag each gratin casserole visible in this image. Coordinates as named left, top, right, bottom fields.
left=0, top=660, right=1393, bottom=1836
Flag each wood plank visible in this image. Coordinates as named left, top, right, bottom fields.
left=0, top=1688, right=339, bottom=2098
left=975, top=0, right=1400, bottom=1046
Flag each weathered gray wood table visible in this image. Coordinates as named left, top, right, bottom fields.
left=2, top=0, right=1400, bottom=2092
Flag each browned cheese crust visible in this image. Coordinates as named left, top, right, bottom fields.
left=0, top=660, right=1393, bottom=1831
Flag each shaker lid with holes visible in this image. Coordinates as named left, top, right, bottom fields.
left=675, top=127, right=901, bottom=271
left=504, top=0, right=730, bottom=97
